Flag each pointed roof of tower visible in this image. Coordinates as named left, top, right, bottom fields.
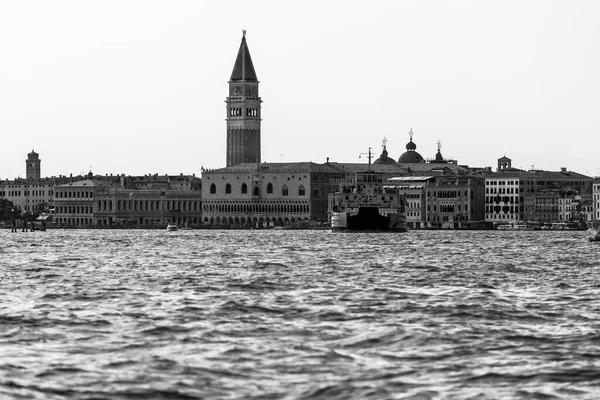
left=230, top=32, right=258, bottom=82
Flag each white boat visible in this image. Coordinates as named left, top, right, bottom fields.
left=547, top=222, right=586, bottom=231
left=496, top=221, right=537, bottom=231
left=166, top=224, right=178, bottom=232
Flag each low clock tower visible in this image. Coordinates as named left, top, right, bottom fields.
left=26, top=150, right=41, bottom=180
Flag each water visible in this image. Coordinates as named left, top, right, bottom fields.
left=1, top=229, right=600, bottom=399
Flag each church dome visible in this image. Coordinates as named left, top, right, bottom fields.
left=398, top=150, right=424, bottom=164
left=374, top=146, right=397, bottom=165
left=397, top=129, right=424, bottom=164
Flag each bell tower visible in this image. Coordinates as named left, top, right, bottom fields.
left=226, top=31, right=261, bottom=167
left=26, top=149, right=41, bottom=180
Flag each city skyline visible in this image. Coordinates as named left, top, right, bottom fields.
left=1, top=0, right=599, bottom=179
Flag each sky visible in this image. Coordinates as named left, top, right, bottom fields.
left=1, top=0, right=599, bottom=179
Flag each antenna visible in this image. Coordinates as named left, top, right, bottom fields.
left=359, top=147, right=373, bottom=172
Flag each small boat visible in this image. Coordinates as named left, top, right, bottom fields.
left=166, top=224, right=178, bottom=232
left=548, top=222, right=588, bottom=231
left=496, top=221, right=537, bottom=231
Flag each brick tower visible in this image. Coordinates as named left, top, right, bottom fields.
left=226, top=31, right=261, bottom=167
left=26, top=150, right=41, bottom=180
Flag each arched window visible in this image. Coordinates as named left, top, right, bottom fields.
left=282, top=185, right=289, bottom=196
left=225, top=183, right=232, bottom=194
left=241, top=183, right=248, bottom=194
left=267, top=183, right=273, bottom=194
left=253, top=186, right=260, bottom=196
left=210, top=183, right=216, bottom=194
left=298, top=185, right=305, bottom=196
left=312, top=188, right=319, bottom=197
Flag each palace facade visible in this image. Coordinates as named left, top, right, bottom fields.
left=53, top=173, right=202, bottom=227
left=202, top=162, right=342, bottom=227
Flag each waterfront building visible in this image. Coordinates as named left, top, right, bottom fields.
left=53, top=179, right=111, bottom=226
left=202, top=162, right=342, bottom=227
left=484, top=156, right=593, bottom=223
left=226, top=32, right=261, bottom=167
left=386, top=175, right=485, bottom=229
left=0, top=151, right=73, bottom=213
left=531, top=189, right=585, bottom=224
left=53, top=174, right=202, bottom=227
left=0, top=178, right=57, bottom=213
left=594, top=180, right=600, bottom=222
left=382, top=176, right=427, bottom=228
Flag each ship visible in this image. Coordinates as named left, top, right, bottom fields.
left=328, top=170, right=407, bottom=232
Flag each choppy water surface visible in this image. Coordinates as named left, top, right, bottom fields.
left=1, top=229, right=600, bottom=399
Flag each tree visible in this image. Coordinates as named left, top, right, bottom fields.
left=0, top=199, right=20, bottom=221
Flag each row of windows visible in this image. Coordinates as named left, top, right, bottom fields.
left=486, top=196, right=520, bottom=204
left=486, top=180, right=519, bottom=185
left=486, top=187, right=521, bottom=194
left=486, top=206, right=520, bottom=213
left=426, top=204, right=474, bottom=213
left=215, top=174, right=329, bottom=183
left=0, top=190, right=52, bottom=197
left=56, top=190, right=93, bottom=199
left=427, top=215, right=470, bottom=222
left=94, top=199, right=200, bottom=212
left=486, top=214, right=519, bottom=220
left=55, top=206, right=93, bottom=215
left=210, top=183, right=316, bottom=197
left=427, top=190, right=474, bottom=199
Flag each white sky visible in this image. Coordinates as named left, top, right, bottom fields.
left=1, top=0, right=599, bottom=179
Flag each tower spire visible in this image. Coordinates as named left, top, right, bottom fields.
left=230, top=32, right=257, bottom=82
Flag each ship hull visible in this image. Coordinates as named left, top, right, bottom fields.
left=332, top=207, right=407, bottom=232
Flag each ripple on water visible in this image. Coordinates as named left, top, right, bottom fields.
left=1, top=229, right=600, bottom=398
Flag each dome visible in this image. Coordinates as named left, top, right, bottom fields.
left=397, top=130, right=424, bottom=164
left=398, top=150, right=424, bottom=164
left=373, top=146, right=397, bottom=165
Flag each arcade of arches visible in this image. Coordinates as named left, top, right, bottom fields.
left=202, top=199, right=311, bottom=228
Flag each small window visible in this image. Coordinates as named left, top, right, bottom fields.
left=267, top=183, right=273, bottom=194
left=241, top=183, right=248, bottom=194
left=210, top=183, right=216, bottom=194
left=298, top=185, right=305, bottom=196
left=225, top=183, right=232, bottom=194
left=282, top=185, right=289, bottom=196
